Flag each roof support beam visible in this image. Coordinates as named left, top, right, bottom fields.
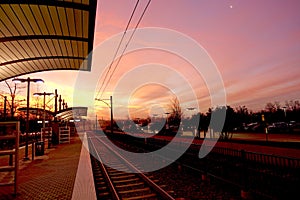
left=0, top=56, right=86, bottom=67
left=0, top=35, right=89, bottom=43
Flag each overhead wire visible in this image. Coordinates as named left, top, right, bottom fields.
left=96, top=0, right=140, bottom=99
left=98, top=0, right=152, bottom=99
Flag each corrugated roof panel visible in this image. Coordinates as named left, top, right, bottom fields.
left=0, top=45, right=12, bottom=61
left=1, top=43, right=18, bottom=61
left=38, top=40, right=52, bottom=56
left=2, top=5, right=27, bottom=36
left=57, top=7, right=69, bottom=36
left=12, top=4, right=34, bottom=35
left=44, top=39, right=57, bottom=56
left=9, top=41, right=30, bottom=59
left=51, top=40, right=63, bottom=56
left=52, top=59, right=62, bottom=69
left=40, top=59, right=54, bottom=70
left=83, top=10, right=89, bottom=38
left=30, top=5, right=49, bottom=35
left=62, top=58, right=71, bottom=68
left=68, top=59, right=75, bottom=69
left=74, top=59, right=80, bottom=70
left=0, top=55, right=5, bottom=64
left=82, top=0, right=90, bottom=5
left=59, top=40, right=68, bottom=56
left=32, top=40, right=45, bottom=57
left=48, top=6, right=62, bottom=35
left=74, top=9, right=83, bottom=38
left=65, top=40, right=73, bottom=56
left=36, top=59, right=50, bottom=71
left=40, top=6, right=56, bottom=35
left=22, top=60, right=37, bottom=72
left=83, top=42, right=88, bottom=56
left=66, top=8, right=76, bottom=37
left=10, top=42, right=26, bottom=60
left=23, top=5, right=42, bottom=35
left=13, top=63, right=27, bottom=74
left=72, top=41, right=79, bottom=57
left=22, top=40, right=37, bottom=58
left=0, top=5, right=19, bottom=36
left=0, top=20, right=12, bottom=36
left=5, top=64, right=20, bottom=76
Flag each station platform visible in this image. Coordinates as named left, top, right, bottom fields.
left=0, top=132, right=96, bottom=200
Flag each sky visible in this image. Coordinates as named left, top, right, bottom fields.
left=1, top=0, right=300, bottom=120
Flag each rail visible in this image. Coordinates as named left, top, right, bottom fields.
left=88, top=133, right=175, bottom=200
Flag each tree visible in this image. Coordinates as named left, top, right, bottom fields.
left=0, top=80, right=25, bottom=119
left=265, top=102, right=277, bottom=113
left=168, top=97, right=183, bottom=126
left=162, top=97, right=183, bottom=135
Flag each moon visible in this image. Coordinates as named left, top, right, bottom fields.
left=230, top=5, right=233, bottom=8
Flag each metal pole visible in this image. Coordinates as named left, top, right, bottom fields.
left=4, top=96, right=7, bottom=120
left=25, top=78, right=30, bottom=160
left=62, top=99, right=65, bottom=110
left=42, top=93, right=46, bottom=143
left=96, top=114, right=97, bottom=131
left=59, top=95, right=62, bottom=111
left=110, top=96, right=113, bottom=134
left=11, top=95, right=14, bottom=119
left=43, top=93, right=46, bottom=129
left=54, top=89, right=58, bottom=119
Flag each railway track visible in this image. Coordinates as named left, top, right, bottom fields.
left=104, top=132, right=300, bottom=199
left=88, top=133, right=175, bottom=200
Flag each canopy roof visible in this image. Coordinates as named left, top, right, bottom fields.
left=19, top=106, right=87, bottom=121
left=0, top=0, right=97, bottom=81
left=55, top=106, right=88, bottom=120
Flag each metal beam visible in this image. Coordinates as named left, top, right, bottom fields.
left=0, top=35, right=89, bottom=43
left=0, top=56, right=86, bottom=67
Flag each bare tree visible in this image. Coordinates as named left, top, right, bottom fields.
left=265, top=102, right=276, bottom=113
left=0, top=80, right=25, bottom=119
left=166, top=97, right=183, bottom=130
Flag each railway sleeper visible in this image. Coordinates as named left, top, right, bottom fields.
left=113, top=178, right=140, bottom=184
left=97, top=191, right=111, bottom=199
left=111, top=174, right=136, bottom=180
left=123, top=193, right=157, bottom=200
left=108, top=171, right=129, bottom=176
left=116, top=182, right=145, bottom=188
left=119, top=187, right=152, bottom=195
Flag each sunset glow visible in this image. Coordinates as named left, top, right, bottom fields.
left=1, top=0, right=300, bottom=120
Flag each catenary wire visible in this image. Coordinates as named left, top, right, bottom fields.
left=96, top=0, right=140, bottom=99
left=98, top=0, right=152, bottom=99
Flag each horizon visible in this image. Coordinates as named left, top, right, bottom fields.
left=1, top=0, right=300, bottom=120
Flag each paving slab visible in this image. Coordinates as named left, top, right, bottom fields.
left=0, top=134, right=95, bottom=200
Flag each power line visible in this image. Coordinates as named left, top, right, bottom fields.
left=96, top=0, right=140, bottom=99
left=99, top=0, right=152, bottom=99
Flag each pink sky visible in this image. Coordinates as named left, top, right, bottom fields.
left=2, top=0, right=300, bottom=119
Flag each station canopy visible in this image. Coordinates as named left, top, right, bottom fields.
left=55, top=106, right=88, bottom=121
left=0, top=0, right=97, bottom=81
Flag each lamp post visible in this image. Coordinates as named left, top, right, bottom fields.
left=282, top=106, right=287, bottom=119
left=34, top=92, right=53, bottom=147
left=95, top=96, right=113, bottom=134
left=262, top=114, right=268, bottom=142
left=12, top=77, right=44, bottom=160
left=186, top=107, right=197, bottom=137
left=33, top=92, right=54, bottom=129
left=3, top=96, right=7, bottom=120
left=164, top=112, right=170, bottom=130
